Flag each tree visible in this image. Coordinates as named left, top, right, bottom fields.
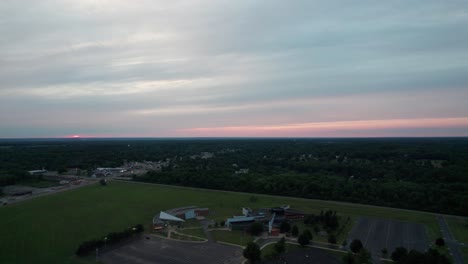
left=350, top=239, right=363, bottom=253
left=313, top=226, right=320, bottom=234
left=274, top=237, right=286, bottom=255
left=342, top=239, right=348, bottom=247
left=243, top=242, right=261, bottom=263
left=248, top=222, right=264, bottom=236
left=57, top=167, right=67, bottom=174
left=298, top=232, right=310, bottom=247
left=303, top=229, right=313, bottom=240
left=435, top=237, right=445, bottom=247
left=356, top=248, right=372, bottom=264
left=381, top=248, right=388, bottom=257
left=391, top=247, right=408, bottom=263
left=99, top=178, right=107, bottom=186
left=343, top=252, right=355, bottom=264
left=342, top=248, right=371, bottom=264
left=279, top=221, right=291, bottom=233
left=291, top=225, right=299, bottom=237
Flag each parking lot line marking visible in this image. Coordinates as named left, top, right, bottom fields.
left=364, top=219, right=375, bottom=247
left=385, top=219, right=391, bottom=250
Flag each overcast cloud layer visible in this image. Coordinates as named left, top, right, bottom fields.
left=1, top=0, right=468, bottom=138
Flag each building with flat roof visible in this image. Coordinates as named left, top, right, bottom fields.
left=226, top=205, right=307, bottom=235
left=28, top=169, right=47, bottom=175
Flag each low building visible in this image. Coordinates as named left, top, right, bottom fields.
left=152, top=206, right=210, bottom=230
left=227, top=205, right=307, bottom=234
left=166, top=206, right=210, bottom=220
left=28, top=170, right=47, bottom=175
left=153, top=211, right=185, bottom=230
left=226, top=216, right=256, bottom=231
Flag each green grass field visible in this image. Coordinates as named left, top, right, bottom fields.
left=460, top=247, right=468, bottom=264
left=0, top=180, right=456, bottom=264
left=445, top=217, right=468, bottom=243
left=211, top=230, right=254, bottom=246
left=261, top=242, right=302, bottom=259
left=178, top=227, right=206, bottom=239
left=170, top=232, right=205, bottom=241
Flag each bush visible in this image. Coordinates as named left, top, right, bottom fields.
left=291, top=225, right=299, bottom=237
left=274, top=237, right=286, bottom=255
left=76, top=224, right=143, bottom=256
left=328, top=234, right=336, bottom=244
left=391, top=247, right=408, bottom=263
left=350, top=239, right=363, bottom=253
left=243, top=242, right=261, bottom=263
left=435, top=237, right=445, bottom=247
left=99, top=179, right=107, bottom=186
left=303, top=229, right=313, bottom=240
left=298, top=232, right=310, bottom=247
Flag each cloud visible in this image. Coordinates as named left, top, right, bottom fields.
left=0, top=1, right=468, bottom=137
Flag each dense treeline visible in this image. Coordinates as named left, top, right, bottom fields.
left=1, top=138, right=467, bottom=215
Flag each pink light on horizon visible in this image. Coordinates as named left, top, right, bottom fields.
left=175, top=117, right=468, bottom=137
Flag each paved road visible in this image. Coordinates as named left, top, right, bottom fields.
left=437, top=215, right=464, bottom=264
left=0, top=180, right=97, bottom=206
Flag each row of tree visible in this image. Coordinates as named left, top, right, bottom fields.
left=390, top=246, right=450, bottom=264
left=75, top=224, right=144, bottom=256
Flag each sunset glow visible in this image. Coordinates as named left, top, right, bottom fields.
left=1, top=1, right=467, bottom=138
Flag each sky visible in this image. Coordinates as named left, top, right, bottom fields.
left=1, top=0, right=468, bottom=138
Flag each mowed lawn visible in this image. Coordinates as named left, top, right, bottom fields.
left=445, top=217, right=468, bottom=243
left=0, top=180, right=450, bottom=264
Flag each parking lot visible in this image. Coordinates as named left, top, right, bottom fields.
left=347, top=217, right=430, bottom=257
left=100, top=236, right=243, bottom=264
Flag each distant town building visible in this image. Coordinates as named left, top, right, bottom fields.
left=28, top=169, right=47, bottom=175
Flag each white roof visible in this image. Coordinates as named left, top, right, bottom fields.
left=159, top=211, right=185, bottom=222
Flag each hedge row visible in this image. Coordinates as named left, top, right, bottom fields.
left=76, top=224, right=144, bottom=256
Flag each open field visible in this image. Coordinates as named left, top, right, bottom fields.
left=446, top=217, right=468, bottom=243
left=461, top=247, right=468, bottom=264
left=0, top=180, right=456, bottom=264
left=211, top=230, right=254, bottom=246
left=170, top=232, right=205, bottom=241
left=178, top=227, right=207, bottom=239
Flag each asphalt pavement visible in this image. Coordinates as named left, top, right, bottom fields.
left=437, top=215, right=464, bottom=264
